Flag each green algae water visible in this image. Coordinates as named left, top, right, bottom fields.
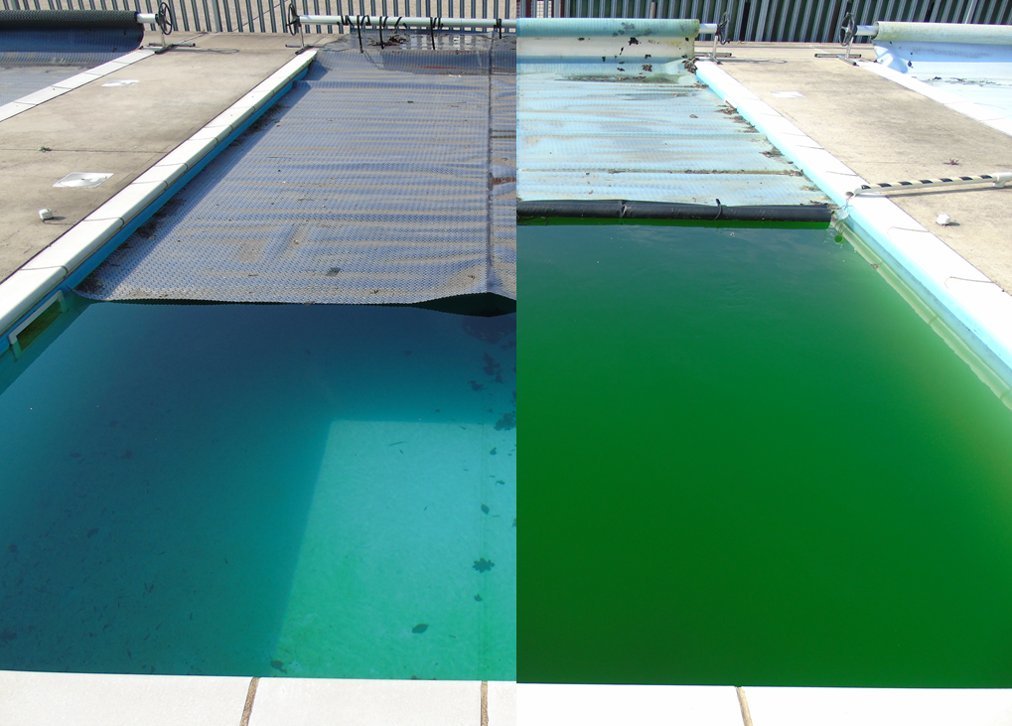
left=0, top=298, right=515, bottom=680
left=518, top=222, right=1012, bottom=687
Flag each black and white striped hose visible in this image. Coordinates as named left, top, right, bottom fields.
left=847, top=172, right=1011, bottom=198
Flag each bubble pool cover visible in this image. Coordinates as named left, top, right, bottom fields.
left=80, top=34, right=517, bottom=306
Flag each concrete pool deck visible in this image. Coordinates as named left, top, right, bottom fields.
left=2, top=30, right=1012, bottom=726
left=0, top=32, right=315, bottom=284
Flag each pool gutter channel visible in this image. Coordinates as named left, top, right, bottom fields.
left=0, top=49, right=317, bottom=354
left=696, top=59, right=1012, bottom=402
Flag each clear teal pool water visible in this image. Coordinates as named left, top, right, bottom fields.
left=0, top=296, right=515, bottom=680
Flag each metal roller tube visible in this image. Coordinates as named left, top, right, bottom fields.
left=873, top=21, right=1012, bottom=45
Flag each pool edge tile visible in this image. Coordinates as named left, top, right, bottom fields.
left=248, top=678, right=481, bottom=726
left=487, top=681, right=516, bottom=726
left=0, top=670, right=250, bottom=726
left=745, top=686, right=1012, bottom=726
left=517, top=684, right=742, bottom=726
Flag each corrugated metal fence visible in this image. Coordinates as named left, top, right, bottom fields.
left=0, top=0, right=1008, bottom=37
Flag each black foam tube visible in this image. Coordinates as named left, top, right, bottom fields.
left=0, top=10, right=141, bottom=29
left=517, top=199, right=833, bottom=223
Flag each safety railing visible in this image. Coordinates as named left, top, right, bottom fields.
left=0, top=0, right=1008, bottom=37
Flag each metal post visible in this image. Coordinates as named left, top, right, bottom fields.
left=962, top=0, right=978, bottom=23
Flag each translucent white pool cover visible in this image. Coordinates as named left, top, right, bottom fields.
left=80, top=34, right=516, bottom=305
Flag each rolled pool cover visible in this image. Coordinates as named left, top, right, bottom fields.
left=0, top=10, right=141, bottom=29
left=516, top=18, right=699, bottom=64
left=517, top=199, right=833, bottom=223
left=517, top=18, right=700, bottom=38
left=873, top=21, right=1012, bottom=46
left=0, top=10, right=144, bottom=53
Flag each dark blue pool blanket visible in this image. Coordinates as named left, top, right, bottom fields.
left=79, top=34, right=517, bottom=305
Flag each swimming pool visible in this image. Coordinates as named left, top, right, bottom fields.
left=518, top=221, right=1012, bottom=687
left=0, top=295, right=516, bottom=680
left=3, top=14, right=1011, bottom=696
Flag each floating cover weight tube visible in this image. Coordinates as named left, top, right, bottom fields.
left=517, top=199, right=832, bottom=223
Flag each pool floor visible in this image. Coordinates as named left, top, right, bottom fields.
left=0, top=298, right=516, bottom=680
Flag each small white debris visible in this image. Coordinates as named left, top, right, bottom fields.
left=38, top=208, right=54, bottom=221
left=935, top=212, right=955, bottom=226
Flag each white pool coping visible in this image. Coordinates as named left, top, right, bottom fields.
left=0, top=49, right=155, bottom=124
left=0, top=50, right=317, bottom=345
left=696, top=59, right=1012, bottom=402
left=857, top=60, right=1012, bottom=138
left=5, top=673, right=1012, bottom=725
left=0, top=672, right=513, bottom=726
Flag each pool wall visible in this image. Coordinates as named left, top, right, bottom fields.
left=696, top=59, right=1012, bottom=403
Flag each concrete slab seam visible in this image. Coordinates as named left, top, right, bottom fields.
left=239, top=676, right=259, bottom=726
left=0, top=49, right=318, bottom=348
left=696, top=60, right=1012, bottom=388
left=736, top=686, right=754, bottom=726
left=0, top=49, right=156, bottom=124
